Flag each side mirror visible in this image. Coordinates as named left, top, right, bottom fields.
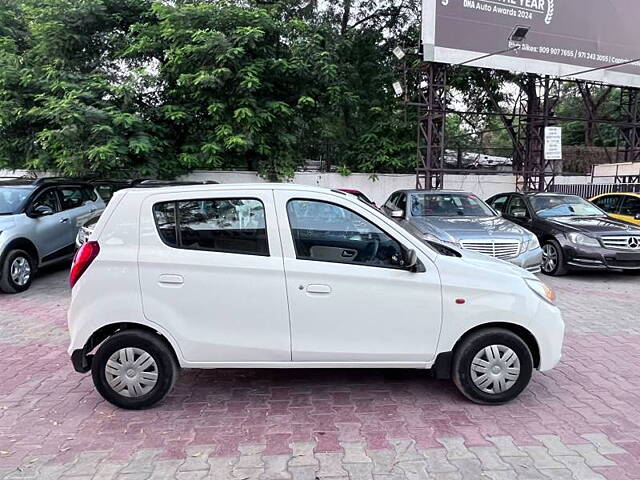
left=393, top=248, right=424, bottom=272
left=390, top=209, right=404, bottom=218
left=31, top=205, right=54, bottom=217
left=512, top=209, right=528, bottom=219
left=635, top=213, right=640, bottom=220
left=404, top=249, right=418, bottom=269
left=495, top=209, right=503, bottom=217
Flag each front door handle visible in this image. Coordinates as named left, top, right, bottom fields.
left=159, top=274, right=184, bottom=286
left=60, top=218, right=69, bottom=224
left=305, top=284, right=331, bottom=294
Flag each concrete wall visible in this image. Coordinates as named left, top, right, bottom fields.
left=181, top=171, right=518, bottom=204
left=0, top=168, right=598, bottom=205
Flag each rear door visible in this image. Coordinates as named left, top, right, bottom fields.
left=274, top=189, right=442, bottom=364
left=57, top=186, right=96, bottom=245
left=138, top=189, right=291, bottom=364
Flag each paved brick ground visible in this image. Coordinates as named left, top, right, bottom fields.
left=1, top=265, right=640, bottom=479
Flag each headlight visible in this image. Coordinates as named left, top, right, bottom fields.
left=525, top=278, right=556, bottom=305
left=567, top=233, right=600, bottom=247
left=528, top=235, right=540, bottom=251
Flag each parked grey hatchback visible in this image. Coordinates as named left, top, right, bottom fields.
left=0, top=177, right=105, bottom=293
left=382, top=190, right=542, bottom=273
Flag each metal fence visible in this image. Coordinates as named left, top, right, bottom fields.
left=551, top=183, right=640, bottom=198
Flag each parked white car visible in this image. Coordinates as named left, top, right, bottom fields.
left=67, top=184, right=564, bottom=409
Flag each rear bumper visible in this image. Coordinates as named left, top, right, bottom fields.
left=71, top=349, right=92, bottom=373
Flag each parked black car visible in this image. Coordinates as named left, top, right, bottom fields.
left=486, top=192, right=640, bottom=276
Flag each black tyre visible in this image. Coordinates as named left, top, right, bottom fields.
left=452, top=328, right=533, bottom=405
left=541, top=239, right=567, bottom=276
left=0, top=249, right=34, bottom=294
left=92, top=330, right=178, bottom=409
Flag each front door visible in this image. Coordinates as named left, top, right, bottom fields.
left=138, top=190, right=291, bottom=364
left=274, top=190, right=442, bottom=364
left=29, top=188, right=72, bottom=260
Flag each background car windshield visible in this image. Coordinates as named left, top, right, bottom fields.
left=410, top=193, right=495, bottom=217
left=0, top=186, right=33, bottom=214
left=531, top=196, right=603, bottom=217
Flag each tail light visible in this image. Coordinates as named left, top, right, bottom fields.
left=70, top=241, right=100, bottom=288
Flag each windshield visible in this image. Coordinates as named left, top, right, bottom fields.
left=0, top=186, right=33, bottom=214
left=530, top=195, right=604, bottom=218
left=410, top=193, right=495, bottom=217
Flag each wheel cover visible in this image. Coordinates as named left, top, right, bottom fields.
left=542, top=244, right=558, bottom=273
left=105, top=347, right=158, bottom=398
left=470, top=345, right=520, bottom=394
left=10, top=256, right=31, bottom=286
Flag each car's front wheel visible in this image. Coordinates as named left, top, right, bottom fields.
left=541, top=240, right=567, bottom=276
left=452, top=328, right=533, bottom=405
left=0, top=249, right=34, bottom=294
left=91, top=330, right=178, bottom=409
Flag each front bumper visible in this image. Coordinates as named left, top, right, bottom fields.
left=529, top=299, right=564, bottom=371
left=561, top=243, right=640, bottom=271
left=507, top=247, right=543, bottom=273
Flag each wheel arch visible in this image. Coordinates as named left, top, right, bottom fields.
left=1, top=237, right=40, bottom=269
left=72, top=322, right=181, bottom=373
left=453, top=322, right=540, bottom=369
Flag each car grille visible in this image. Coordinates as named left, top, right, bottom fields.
left=601, top=235, right=640, bottom=250
left=459, top=240, right=521, bottom=259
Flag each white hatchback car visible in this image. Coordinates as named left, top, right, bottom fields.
left=67, top=184, right=564, bottom=409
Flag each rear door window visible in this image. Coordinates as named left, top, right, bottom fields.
left=58, top=187, right=85, bottom=210
left=153, top=198, right=268, bottom=256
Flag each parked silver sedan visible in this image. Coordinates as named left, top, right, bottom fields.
left=382, top=190, right=542, bottom=273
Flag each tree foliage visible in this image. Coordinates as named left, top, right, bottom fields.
left=0, top=0, right=420, bottom=178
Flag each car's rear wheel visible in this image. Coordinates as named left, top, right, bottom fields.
left=91, top=330, right=178, bottom=409
left=541, top=240, right=567, bottom=276
left=452, top=328, right=533, bottom=405
left=0, top=249, right=34, bottom=294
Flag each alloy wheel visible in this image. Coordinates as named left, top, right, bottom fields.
left=10, top=256, right=31, bottom=287
left=105, top=347, right=158, bottom=398
left=542, top=244, right=558, bottom=273
left=470, top=345, right=521, bottom=394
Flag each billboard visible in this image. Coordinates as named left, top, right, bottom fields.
left=422, top=0, right=640, bottom=88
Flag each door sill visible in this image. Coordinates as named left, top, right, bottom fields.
left=179, top=361, right=431, bottom=369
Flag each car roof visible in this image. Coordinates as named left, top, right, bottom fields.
left=591, top=192, right=640, bottom=198
left=492, top=192, right=580, bottom=198
left=0, top=177, right=94, bottom=188
left=392, top=189, right=469, bottom=195
left=126, top=183, right=345, bottom=196
left=0, top=179, right=37, bottom=187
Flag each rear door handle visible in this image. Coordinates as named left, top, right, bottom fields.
left=60, top=218, right=69, bottom=224
left=159, top=274, right=184, bottom=286
left=305, top=284, right=331, bottom=294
